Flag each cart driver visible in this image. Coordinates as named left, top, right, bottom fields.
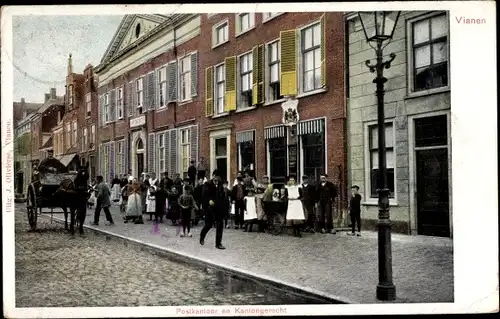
left=37, top=150, right=66, bottom=175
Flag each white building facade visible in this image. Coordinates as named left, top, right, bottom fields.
left=346, top=11, right=452, bottom=237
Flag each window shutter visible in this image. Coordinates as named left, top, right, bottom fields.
left=99, top=95, right=105, bottom=126
left=149, top=71, right=156, bottom=109
left=169, top=129, right=178, bottom=175
left=191, top=52, right=198, bottom=97
left=164, top=131, right=171, bottom=175
left=205, top=66, right=214, bottom=117
left=110, top=89, right=116, bottom=122
left=120, top=141, right=125, bottom=175
left=190, top=125, right=198, bottom=165
left=148, top=133, right=155, bottom=174
left=127, top=81, right=133, bottom=117
left=224, top=56, right=237, bottom=111
left=252, top=45, right=265, bottom=105
left=320, top=14, right=326, bottom=87
left=124, top=137, right=129, bottom=174
left=280, top=29, right=298, bottom=96
left=99, top=144, right=103, bottom=176
left=167, top=62, right=178, bottom=103
left=132, top=80, right=137, bottom=115
left=109, top=141, right=115, bottom=182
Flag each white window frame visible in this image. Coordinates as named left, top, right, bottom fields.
left=65, top=123, right=71, bottom=149
left=235, top=13, right=255, bottom=36
left=363, top=119, right=398, bottom=206
left=214, top=62, right=226, bottom=115
left=298, top=118, right=328, bottom=184
left=117, top=86, right=124, bottom=119
left=265, top=129, right=289, bottom=181
left=85, top=93, right=91, bottom=117
left=90, top=124, right=96, bottom=149
left=117, top=140, right=124, bottom=175
left=104, top=93, right=110, bottom=123
left=179, top=55, right=192, bottom=102
left=157, top=132, right=166, bottom=175
left=68, top=84, right=74, bottom=106
left=207, top=13, right=216, bottom=18
left=237, top=130, right=256, bottom=173
left=180, top=128, right=191, bottom=174
left=264, top=39, right=285, bottom=105
left=212, top=19, right=229, bottom=48
left=237, top=50, right=253, bottom=110
left=406, top=11, right=450, bottom=98
left=72, top=121, right=77, bottom=146
left=136, top=77, right=144, bottom=110
left=299, top=20, right=323, bottom=94
left=157, top=66, right=167, bottom=109
left=210, top=129, right=231, bottom=183
left=83, top=127, right=88, bottom=151
left=262, top=12, right=283, bottom=23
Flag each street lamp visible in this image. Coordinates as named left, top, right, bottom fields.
left=358, top=11, right=401, bottom=302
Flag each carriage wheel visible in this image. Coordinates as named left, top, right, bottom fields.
left=269, top=213, right=285, bottom=236
left=26, top=186, right=38, bottom=230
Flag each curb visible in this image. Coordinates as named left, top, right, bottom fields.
left=40, top=214, right=353, bottom=304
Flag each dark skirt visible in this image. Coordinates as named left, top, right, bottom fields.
left=167, top=204, right=181, bottom=220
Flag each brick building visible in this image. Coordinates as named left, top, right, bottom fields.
left=94, top=14, right=203, bottom=182
left=198, top=13, right=347, bottom=194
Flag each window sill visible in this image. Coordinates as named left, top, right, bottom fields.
left=262, top=13, right=284, bottom=23
left=297, top=87, right=327, bottom=99
left=212, top=40, right=229, bottom=50
left=117, top=117, right=124, bottom=121
left=362, top=199, right=399, bottom=207
left=212, top=112, right=230, bottom=119
left=263, top=98, right=287, bottom=107
left=157, top=106, right=168, bottom=111
left=405, top=86, right=450, bottom=100
left=178, top=99, right=193, bottom=106
left=235, top=106, right=257, bottom=113
left=235, top=26, right=255, bottom=38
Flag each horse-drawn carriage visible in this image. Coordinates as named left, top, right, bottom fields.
left=26, top=157, right=89, bottom=234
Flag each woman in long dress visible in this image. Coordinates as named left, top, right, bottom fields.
left=243, top=188, right=258, bottom=232
left=111, top=175, right=121, bottom=204
left=285, top=175, right=305, bottom=237
left=125, top=180, right=143, bottom=224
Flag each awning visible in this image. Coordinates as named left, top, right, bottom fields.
left=236, top=130, right=255, bottom=143
left=58, top=153, right=78, bottom=167
left=297, top=118, right=325, bottom=135
left=264, top=125, right=285, bottom=140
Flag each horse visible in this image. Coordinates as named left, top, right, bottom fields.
left=55, top=162, right=90, bottom=235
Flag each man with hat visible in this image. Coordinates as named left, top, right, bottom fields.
left=199, top=169, right=226, bottom=249
left=315, top=173, right=338, bottom=234
left=299, top=175, right=316, bottom=233
left=37, top=149, right=66, bottom=175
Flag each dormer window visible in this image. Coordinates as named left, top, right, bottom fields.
left=135, top=23, right=141, bottom=38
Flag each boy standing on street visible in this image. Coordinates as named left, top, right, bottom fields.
left=348, top=185, right=362, bottom=236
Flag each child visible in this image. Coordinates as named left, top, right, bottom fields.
left=243, top=188, right=258, bottom=232
left=348, top=185, right=362, bottom=237
left=154, top=184, right=167, bottom=223
left=146, top=186, right=156, bottom=221
left=222, top=181, right=232, bottom=229
left=178, top=184, right=198, bottom=237
left=167, top=186, right=181, bottom=225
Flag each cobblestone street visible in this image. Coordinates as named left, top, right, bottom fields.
left=15, top=210, right=331, bottom=307
left=30, top=204, right=455, bottom=304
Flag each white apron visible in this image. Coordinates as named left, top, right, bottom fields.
left=146, top=196, right=156, bottom=213
left=286, top=185, right=305, bottom=221
left=126, top=193, right=142, bottom=217
left=244, top=196, right=258, bottom=221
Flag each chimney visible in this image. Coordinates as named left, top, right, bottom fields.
left=50, top=88, right=56, bottom=99
left=67, top=53, right=73, bottom=75
left=45, top=93, right=50, bottom=102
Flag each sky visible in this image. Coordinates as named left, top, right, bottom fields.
left=12, top=15, right=123, bottom=103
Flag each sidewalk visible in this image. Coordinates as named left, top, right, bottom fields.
left=41, top=205, right=454, bottom=304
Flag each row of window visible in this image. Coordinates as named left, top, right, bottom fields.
left=53, top=123, right=96, bottom=156
left=211, top=13, right=283, bottom=47
left=206, top=16, right=325, bottom=117
left=15, top=123, right=31, bottom=136
left=99, top=52, right=198, bottom=126
left=155, top=127, right=192, bottom=176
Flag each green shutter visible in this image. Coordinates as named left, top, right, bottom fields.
left=280, top=29, right=298, bottom=96
left=252, top=46, right=264, bottom=105
left=205, top=66, right=214, bottom=117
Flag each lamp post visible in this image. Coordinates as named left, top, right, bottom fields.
left=358, top=11, right=400, bottom=301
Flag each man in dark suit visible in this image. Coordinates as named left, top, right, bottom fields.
left=315, top=173, right=338, bottom=234
left=187, top=160, right=197, bottom=186
left=92, top=175, right=114, bottom=226
left=199, top=170, right=226, bottom=249
left=299, top=175, right=316, bottom=233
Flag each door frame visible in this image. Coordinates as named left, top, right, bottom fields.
left=210, top=129, right=231, bottom=183
left=408, top=110, right=452, bottom=238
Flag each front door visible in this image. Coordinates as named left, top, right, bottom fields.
left=416, top=148, right=450, bottom=237
left=215, top=137, right=228, bottom=181
left=136, top=153, right=144, bottom=176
